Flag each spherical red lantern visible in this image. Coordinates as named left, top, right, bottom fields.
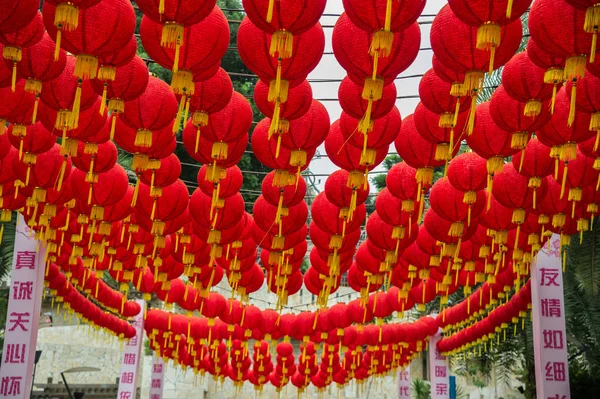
left=431, top=5, right=522, bottom=84
left=237, top=18, right=324, bottom=101
left=489, top=85, right=552, bottom=150
left=502, top=51, right=555, bottom=116
left=333, top=14, right=420, bottom=93
left=0, top=0, right=39, bottom=35
left=139, top=7, right=229, bottom=95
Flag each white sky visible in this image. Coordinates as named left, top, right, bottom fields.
left=307, top=0, right=447, bottom=191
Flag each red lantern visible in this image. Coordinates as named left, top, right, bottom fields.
left=43, top=0, right=135, bottom=79
left=0, top=12, right=43, bottom=91
left=502, top=51, right=556, bottom=116
left=431, top=5, right=522, bottom=84
left=0, top=0, right=39, bottom=35
left=489, top=85, right=552, bottom=150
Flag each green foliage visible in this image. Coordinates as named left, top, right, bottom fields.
left=411, top=379, right=431, bottom=399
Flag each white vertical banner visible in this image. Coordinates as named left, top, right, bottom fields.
left=429, top=330, right=450, bottom=399
left=117, top=299, right=146, bottom=399
left=531, top=234, right=570, bottom=399
left=397, top=365, right=411, bottom=398
left=0, top=215, right=46, bottom=398
left=150, top=354, right=165, bottom=399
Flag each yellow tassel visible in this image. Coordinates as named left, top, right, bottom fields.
left=476, top=23, right=501, bottom=71
left=174, top=95, right=186, bottom=133
left=99, top=83, right=107, bottom=116
left=370, top=30, right=394, bottom=58
left=524, top=99, right=541, bottom=117
left=54, top=30, right=62, bottom=61
left=74, top=54, right=98, bottom=80
left=268, top=78, right=289, bottom=103
left=266, top=0, right=275, bottom=23
left=131, top=177, right=140, bottom=207
left=512, top=208, right=526, bottom=224
left=194, top=126, right=202, bottom=154
left=463, top=191, right=477, bottom=205
left=449, top=222, right=464, bottom=237
left=401, top=200, right=414, bottom=212
left=467, top=95, right=477, bottom=135
left=438, top=111, right=452, bottom=129
left=211, top=142, right=228, bottom=160
left=506, top=0, right=514, bottom=19
left=57, top=158, right=67, bottom=191
left=10, top=61, right=17, bottom=92
left=415, top=167, right=434, bottom=186
left=568, top=81, right=577, bottom=127
left=31, top=95, right=39, bottom=124
left=553, top=213, right=566, bottom=229
left=55, top=3, right=79, bottom=31
left=362, top=78, right=384, bottom=102
left=418, top=191, right=425, bottom=224
left=451, top=82, right=468, bottom=97
left=360, top=149, right=376, bottom=166
left=511, top=132, right=529, bottom=150
left=487, top=156, right=504, bottom=175
left=464, top=71, right=485, bottom=93
left=564, top=56, right=587, bottom=82
left=435, top=143, right=453, bottom=161
left=71, top=81, right=82, bottom=129
left=270, top=31, right=294, bottom=59
left=159, top=0, right=165, bottom=15
left=591, top=30, right=598, bottom=63
left=358, top=100, right=374, bottom=133
left=135, top=129, right=153, bottom=147
left=290, top=150, right=307, bottom=167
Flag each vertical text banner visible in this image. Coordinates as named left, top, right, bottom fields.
left=150, top=354, right=165, bottom=399
left=397, top=365, right=411, bottom=398
left=531, top=234, right=570, bottom=399
left=0, top=215, right=46, bottom=398
left=429, top=329, right=450, bottom=399
left=117, top=299, right=146, bottom=399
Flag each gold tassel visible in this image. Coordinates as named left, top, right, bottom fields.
left=99, top=83, right=107, bottom=115
left=476, top=23, right=501, bottom=73
left=467, top=94, right=477, bottom=135
left=511, top=132, right=528, bottom=150
left=561, top=162, right=568, bottom=199
left=74, top=55, right=98, bottom=79
left=524, top=100, right=541, bottom=117
left=54, top=30, right=62, bottom=61
left=134, top=129, right=153, bottom=147
left=370, top=30, right=394, bottom=58
left=57, top=158, right=67, bottom=191
left=71, top=80, right=82, bottom=129
left=568, top=80, right=577, bottom=127
left=266, top=0, right=275, bottom=23
left=270, top=31, right=294, bottom=59
left=506, top=0, right=514, bottom=19
left=439, top=112, right=454, bottom=129
left=362, top=78, right=384, bottom=102
left=161, top=23, right=184, bottom=72
left=211, top=142, right=228, bottom=160
left=449, top=222, right=464, bottom=237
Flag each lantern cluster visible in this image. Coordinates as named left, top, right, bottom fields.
left=143, top=302, right=438, bottom=391
left=45, top=262, right=138, bottom=339
left=437, top=280, right=532, bottom=356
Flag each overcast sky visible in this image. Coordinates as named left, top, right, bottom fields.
left=307, top=0, right=447, bottom=191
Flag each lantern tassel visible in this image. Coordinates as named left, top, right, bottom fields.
left=591, top=29, right=598, bottom=64
left=54, top=30, right=62, bottom=61
left=568, top=81, right=577, bottom=126
left=100, top=83, right=107, bottom=115
left=266, top=0, right=274, bottom=23
left=560, top=163, right=568, bottom=199
left=71, top=81, right=82, bottom=129
left=467, top=95, right=477, bottom=135
left=57, top=158, right=67, bottom=191
left=11, top=62, right=16, bottom=92
left=31, top=95, right=39, bottom=124
left=506, top=0, right=514, bottom=19
left=270, top=31, right=293, bottom=59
